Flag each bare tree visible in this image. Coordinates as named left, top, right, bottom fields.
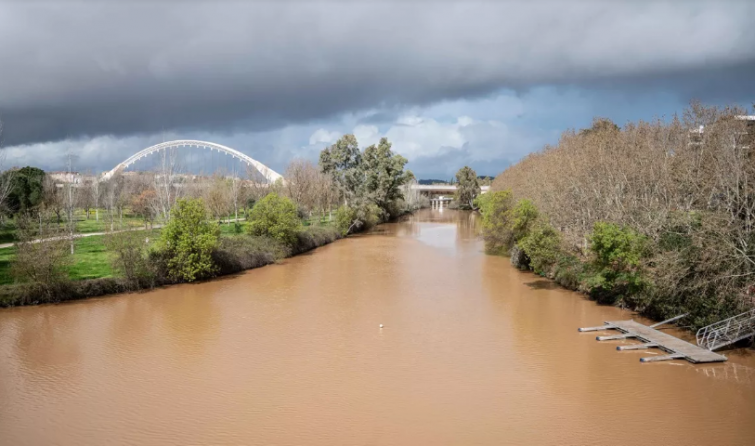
left=229, top=166, right=243, bottom=222
left=0, top=120, right=14, bottom=221
left=154, top=147, right=181, bottom=221
left=63, top=155, right=78, bottom=254
left=104, top=175, right=121, bottom=232
left=91, top=177, right=101, bottom=222
left=42, top=175, right=64, bottom=224
left=204, top=172, right=232, bottom=222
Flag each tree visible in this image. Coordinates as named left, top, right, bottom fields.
left=91, top=178, right=101, bottom=221
left=62, top=155, right=78, bottom=254
left=5, top=167, right=45, bottom=215
left=361, top=137, right=411, bottom=214
left=319, top=135, right=411, bottom=219
left=479, top=190, right=515, bottom=254
left=319, top=134, right=362, bottom=204
left=247, top=193, right=301, bottom=245
left=154, top=147, right=181, bottom=221
left=105, top=229, right=152, bottom=287
left=131, top=189, right=157, bottom=228
left=285, top=159, right=322, bottom=214
left=0, top=120, right=15, bottom=220
left=42, top=175, right=64, bottom=224
left=204, top=174, right=232, bottom=222
left=455, top=166, right=480, bottom=210
left=155, top=197, right=219, bottom=282
left=229, top=168, right=243, bottom=222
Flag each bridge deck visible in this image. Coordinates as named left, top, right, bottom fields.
left=580, top=320, right=727, bottom=363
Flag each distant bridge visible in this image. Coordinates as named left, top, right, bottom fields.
left=410, top=184, right=491, bottom=196
left=102, top=140, right=283, bottom=183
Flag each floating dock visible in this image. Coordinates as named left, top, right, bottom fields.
left=579, top=317, right=727, bottom=364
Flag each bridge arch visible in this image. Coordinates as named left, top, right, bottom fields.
left=101, top=140, right=283, bottom=183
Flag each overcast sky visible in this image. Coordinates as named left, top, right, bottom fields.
left=1, top=1, right=754, bottom=178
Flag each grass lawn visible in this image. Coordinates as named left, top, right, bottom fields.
left=0, top=208, right=151, bottom=245
left=0, top=229, right=164, bottom=286
left=0, top=213, right=334, bottom=286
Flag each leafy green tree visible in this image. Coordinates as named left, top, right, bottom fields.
left=479, top=190, right=515, bottom=254
left=585, top=222, right=649, bottom=304
left=361, top=138, right=411, bottom=213
left=519, top=222, right=561, bottom=275
left=4, top=167, right=45, bottom=214
left=320, top=135, right=411, bottom=218
left=319, top=134, right=362, bottom=203
left=454, top=166, right=480, bottom=209
left=156, top=198, right=219, bottom=282
left=247, top=193, right=301, bottom=245
left=511, top=199, right=539, bottom=242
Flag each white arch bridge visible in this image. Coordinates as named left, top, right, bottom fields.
left=101, top=140, right=283, bottom=183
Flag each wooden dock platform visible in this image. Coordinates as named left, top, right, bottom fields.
left=579, top=319, right=727, bottom=364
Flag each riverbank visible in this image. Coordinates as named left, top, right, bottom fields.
left=0, top=225, right=342, bottom=308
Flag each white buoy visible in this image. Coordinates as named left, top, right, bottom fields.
left=379, top=324, right=384, bottom=328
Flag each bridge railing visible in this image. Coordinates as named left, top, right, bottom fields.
left=696, top=309, right=755, bottom=351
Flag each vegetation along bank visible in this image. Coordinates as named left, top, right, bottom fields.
left=478, top=103, right=755, bottom=332
left=0, top=134, right=420, bottom=307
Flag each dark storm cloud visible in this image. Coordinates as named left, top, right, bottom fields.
left=0, top=1, right=754, bottom=146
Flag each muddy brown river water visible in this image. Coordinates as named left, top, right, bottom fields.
left=1, top=209, right=754, bottom=445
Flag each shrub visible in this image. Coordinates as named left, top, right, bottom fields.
left=511, top=199, right=539, bottom=243
left=335, top=205, right=358, bottom=235
left=585, top=222, right=649, bottom=304
left=155, top=198, right=220, bottom=282
left=247, top=193, right=301, bottom=245
left=105, top=229, right=153, bottom=287
left=212, top=235, right=287, bottom=275
left=335, top=203, right=382, bottom=236
left=479, top=190, right=515, bottom=254
left=552, top=253, right=584, bottom=290
left=293, top=226, right=342, bottom=254
left=518, top=222, right=561, bottom=275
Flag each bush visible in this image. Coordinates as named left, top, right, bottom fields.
left=105, top=229, right=153, bottom=287
left=293, top=226, right=342, bottom=254
left=585, top=222, right=649, bottom=304
left=335, top=203, right=381, bottom=236
left=518, top=222, right=561, bottom=275
left=511, top=199, right=539, bottom=243
left=247, top=193, right=301, bottom=245
left=212, top=235, right=287, bottom=275
left=479, top=190, right=515, bottom=255
left=155, top=198, right=220, bottom=282
left=335, top=205, right=358, bottom=236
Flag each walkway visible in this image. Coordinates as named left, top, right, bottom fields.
left=580, top=318, right=728, bottom=364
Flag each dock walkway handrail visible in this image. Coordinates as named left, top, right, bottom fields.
left=696, top=309, right=755, bottom=351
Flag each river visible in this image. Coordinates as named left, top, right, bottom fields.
left=1, top=209, right=754, bottom=445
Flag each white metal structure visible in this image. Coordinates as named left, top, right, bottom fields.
left=696, top=309, right=755, bottom=351
left=101, top=140, right=283, bottom=183
left=411, top=185, right=491, bottom=193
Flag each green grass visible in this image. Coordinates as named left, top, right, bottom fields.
left=0, top=211, right=335, bottom=286
left=0, top=208, right=150, bottom=244
left=0, top=228, right=165, bottom=285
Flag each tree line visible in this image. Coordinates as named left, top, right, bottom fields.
left=0, top=132, right=419, bottom=306
left=481, top=102, right=755, bottom=329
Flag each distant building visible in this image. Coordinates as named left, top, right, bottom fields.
left=48, top=171, right=82, bottom=184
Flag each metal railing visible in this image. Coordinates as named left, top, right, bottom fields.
left=696, top=309, right=755, bottom=351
